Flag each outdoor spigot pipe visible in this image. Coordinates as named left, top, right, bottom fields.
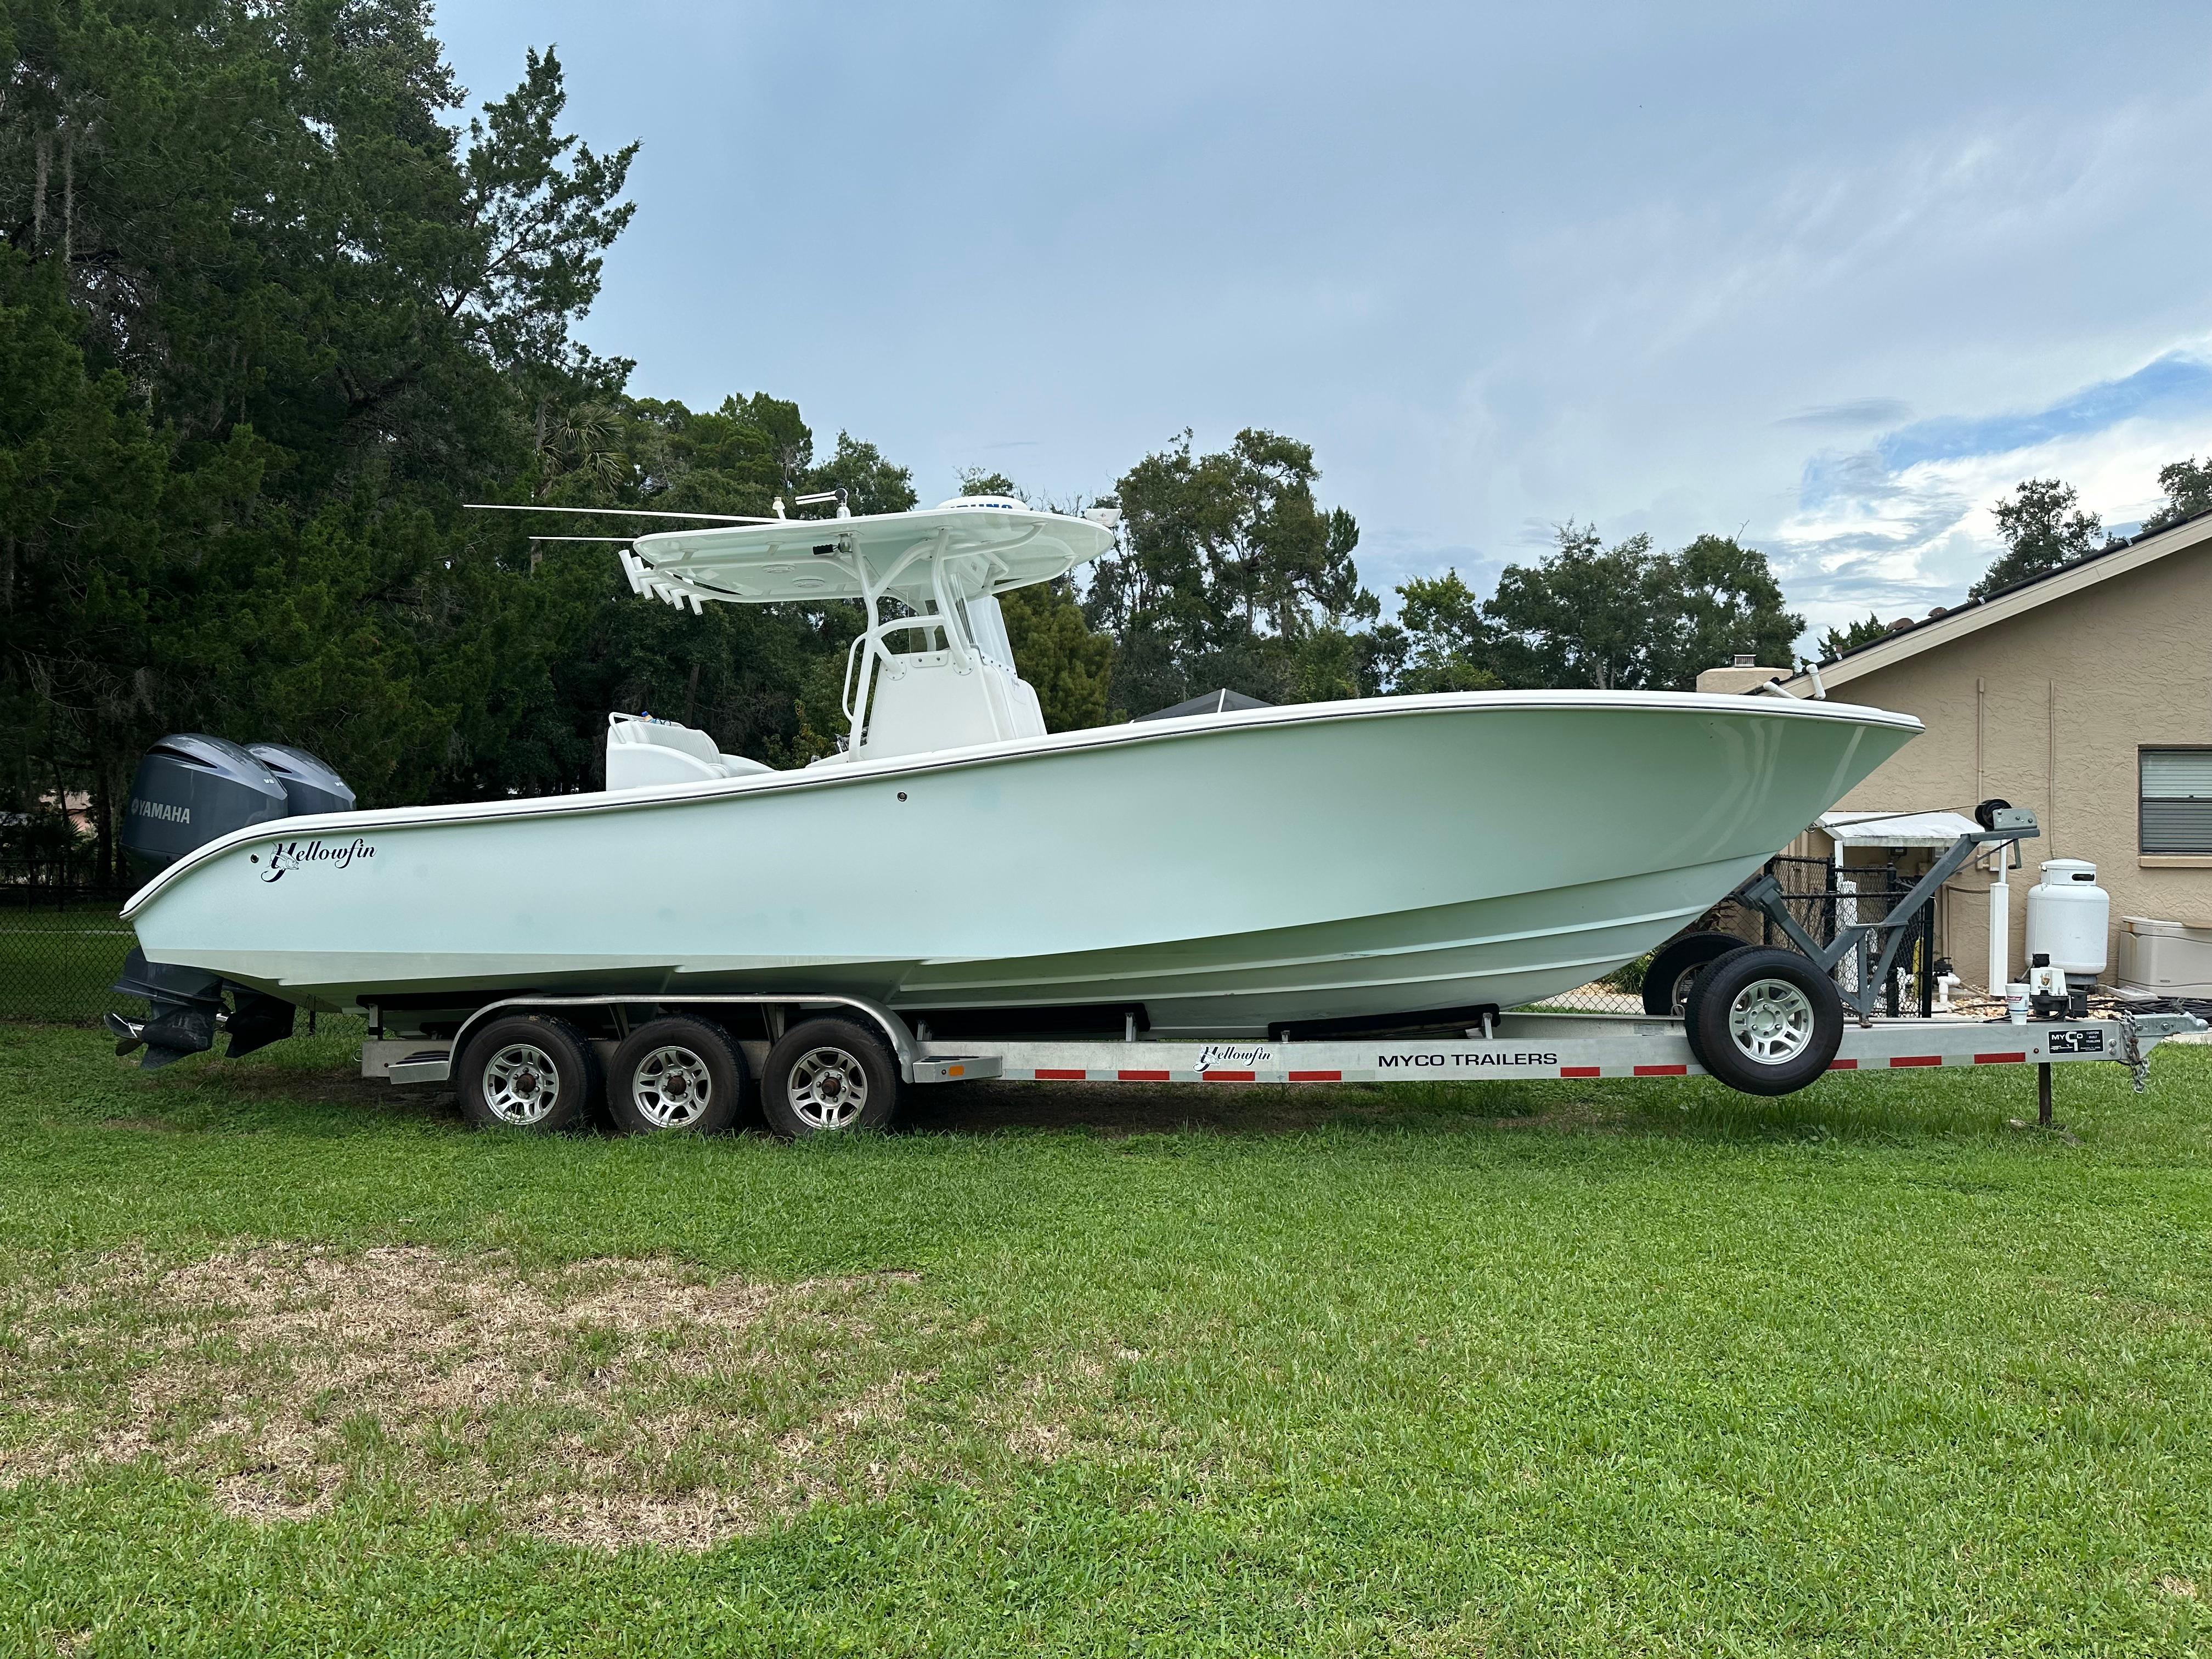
left=1987, top=857, right=2010, bottom=995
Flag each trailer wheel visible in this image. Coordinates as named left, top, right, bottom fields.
left=1642, top=933, right=1751, bottom=1017
left=1688, top=948, right=1845, bottom=1096
left=606, top=1016, right=747, bottom=1135
left=458, top=1014, right=600, bottom=1132
left=761, top=1018, right=902, bottom=1137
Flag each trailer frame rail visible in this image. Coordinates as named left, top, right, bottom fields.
left=921, top=1011, right=2198, bottom=1088
left=366, top=1003, right=2203, bottom=1103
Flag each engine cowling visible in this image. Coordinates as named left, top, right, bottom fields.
left=247, top=742, right=357, bottom=818
left=121, top=733, right=289, bottom=877
left=114, top=733, right=354, bottom=1066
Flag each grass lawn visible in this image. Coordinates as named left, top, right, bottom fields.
left=2, top=1019, right=2210, bottom=1655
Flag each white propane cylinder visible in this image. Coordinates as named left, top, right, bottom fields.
left=2025, top=858, right=2110, bottom=978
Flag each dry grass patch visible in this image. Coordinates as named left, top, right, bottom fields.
left=0, top=1243, right=1115, bottom=1550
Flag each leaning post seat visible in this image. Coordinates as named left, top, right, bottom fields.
left=604, top=712, right=771, bottom=789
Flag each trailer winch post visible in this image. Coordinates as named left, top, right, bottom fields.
left=1734, top=806, right=2040, bottom=1025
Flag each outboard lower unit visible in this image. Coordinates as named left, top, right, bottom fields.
left=109, top=733, right=353, bottom=1068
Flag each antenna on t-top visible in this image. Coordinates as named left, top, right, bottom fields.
left=462, top=503, right=778, bottom=525
left=790, top=487, right=851, bottom=520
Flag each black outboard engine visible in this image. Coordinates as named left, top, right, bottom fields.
left=110, top=734, right=353, bottom=1068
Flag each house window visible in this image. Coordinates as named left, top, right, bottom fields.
left=2141, top=749, right=2212, bottom=854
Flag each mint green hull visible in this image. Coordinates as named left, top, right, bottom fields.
left=125, top=692, right=1920, bottom=1036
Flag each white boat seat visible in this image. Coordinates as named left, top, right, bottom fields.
left=605, top=713, right=772, bottom=790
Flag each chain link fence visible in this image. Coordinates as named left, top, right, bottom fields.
left=0, top=882, right=142, bottom=1024
left=2, top=812, right=143, bottom=1024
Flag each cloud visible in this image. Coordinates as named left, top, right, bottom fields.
left=1875, top=353, right=2212, bottom=471
left=1776, top=398, right=1912, bottom=430
left=1765, top=348, right=2212, bottom=640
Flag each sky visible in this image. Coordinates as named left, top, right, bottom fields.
left=438, top=1, right=2212, bottom=656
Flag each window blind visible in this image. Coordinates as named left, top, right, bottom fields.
left=2142, top=749, right=2212, bottom=854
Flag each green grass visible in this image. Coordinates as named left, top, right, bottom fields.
left=2, top=1020, right=2211, bottom=1655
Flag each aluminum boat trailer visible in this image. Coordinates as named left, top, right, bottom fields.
left=362, top=991, right=2204, bottom=1137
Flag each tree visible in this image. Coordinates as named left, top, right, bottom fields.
left=1086, top=429, right=1377, bottom=714
left=1479, top=525, right=1804, bottom=691
left=0, top=248, right=176, bottom=882
left=1485, top=524, right=1673, bottom=690
left=1971, top=479, right=2102, bottom=599
left=2, top=4, right=644, bottom=842
left=1663, top=534, right=1805, bottom=683
left=956, top=467, right=1020, bottom=498
left=1817, top=613, right=1893, bottom=661
left=804, top=432, right=916, bottom=517
left=2145, top=456, right=2212, bottom=533
left=451, top=393, right=910, bottom=789
left=1390, top=571, right=1500, bottom=692
left=1001, top=582, right=1114, bottom=730
left=0, top=2, right=999, bottom=854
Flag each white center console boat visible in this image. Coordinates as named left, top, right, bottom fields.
left=106, top=495, right=1970, bottom=1128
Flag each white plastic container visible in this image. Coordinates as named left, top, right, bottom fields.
left=2025, top=859, right=2109, bottom=978
left=2119, top=916, right=2212, bottom=998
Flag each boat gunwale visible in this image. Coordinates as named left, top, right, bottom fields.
left=120, top=689, right=1922, bottom=919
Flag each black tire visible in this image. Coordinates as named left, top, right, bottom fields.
left=1641, top=933, right=1751, bottom=1017
left=1679, top=943, right=1755, bottom=1071
left=1688, top=948, right=1846, bottom=1097
left=605, top=1016, right=748, bottom=1135
left=760, top=1018, right=902, bottom=1137
left=457, top=1014, right=601, bottom=1132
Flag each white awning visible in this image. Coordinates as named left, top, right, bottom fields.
left=1816, top=809, right=1983, bottom=849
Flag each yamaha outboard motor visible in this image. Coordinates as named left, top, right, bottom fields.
left=110, top=734, right=353, bottom=1068
left=247, top=742, right=357, bottom=817
left=120, top=733, right=290, bottom=877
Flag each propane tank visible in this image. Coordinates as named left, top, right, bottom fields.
left=2025, top=858, right=2109, bottom=979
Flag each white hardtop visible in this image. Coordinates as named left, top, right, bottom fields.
left=605, top=498, right=1118, bottom=768
left=618, top=497, right=1116, bottom=613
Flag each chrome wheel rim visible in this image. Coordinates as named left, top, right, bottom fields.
left=483, top=1041, right=561, bottom=1125
left=788, top=1046, right=868, bottom=1130
left=1667, top=964, right=1705, bottom=1017
left=1727, top=980, right=1816, bottom=1065
left=631, top=1044, right=713, bottom=1128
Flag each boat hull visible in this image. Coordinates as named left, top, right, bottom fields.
left=124, top=692, right=1920, bottom=1036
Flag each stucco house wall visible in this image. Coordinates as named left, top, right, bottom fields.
left=1784, top=523, right=2212, bottom=988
